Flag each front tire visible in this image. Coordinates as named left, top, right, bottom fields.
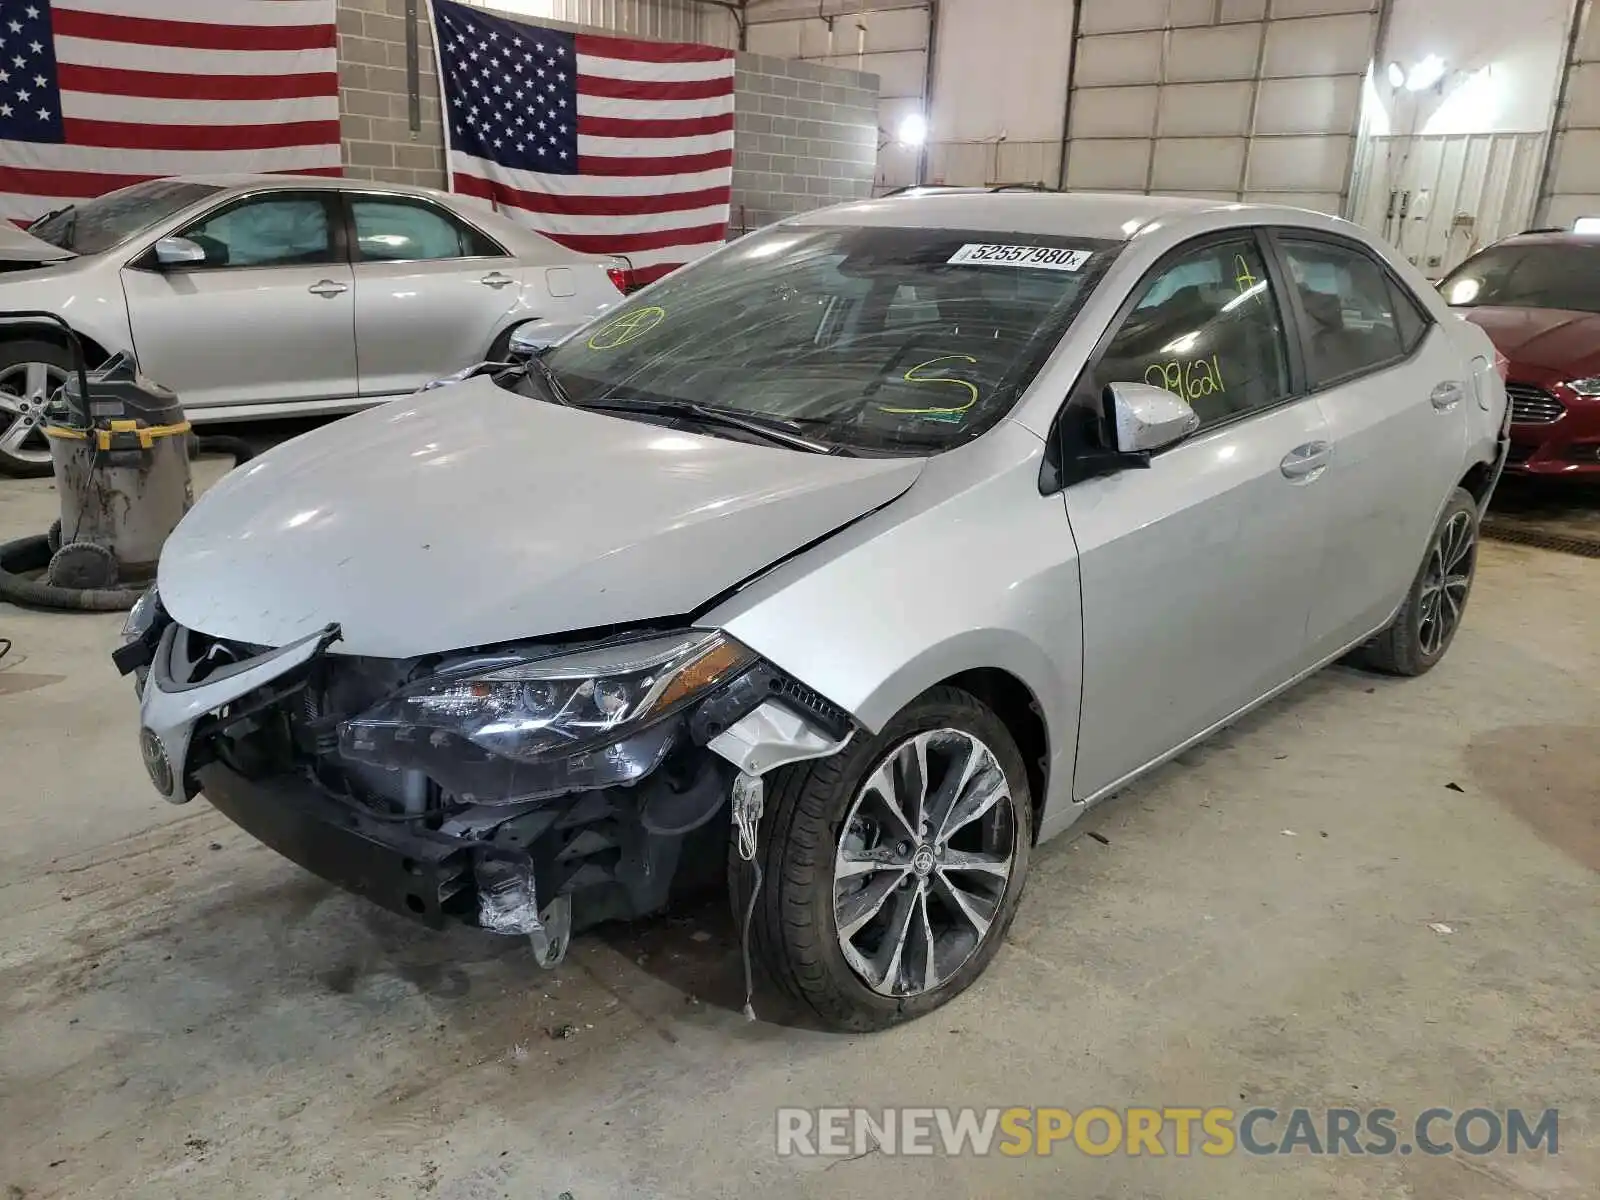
left=731, top=686, right=1033, bottom=1031
left=1357, top=487, right=1479, bottom=676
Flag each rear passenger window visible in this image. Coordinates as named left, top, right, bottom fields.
left=1096, top=238, right=1291, bottom=429
left=1388, top=276, right=1431, bottom=353
left=1279, top=239, right=1407, bottom=385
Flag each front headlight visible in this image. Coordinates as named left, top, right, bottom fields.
left=120, top=584, right=163, bottom=644
left=342, top=633, right=748, bottom=764
left=1565, top=377, right=1600, bottom=397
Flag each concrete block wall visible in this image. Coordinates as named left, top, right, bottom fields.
left=336, top=0, right=448, bottom=189
left=332, top=2, right=882, bottom=234
left=730, top=54, right=882, bottom=234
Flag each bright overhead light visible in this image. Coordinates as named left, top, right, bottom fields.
left=1387, top=61, right=1406, bottom=89
left=1405, top=55, right=1446, bottom=92
left=897, top=113, right=927, bottom=147
left=1573, top=216, right=1600, bottom=234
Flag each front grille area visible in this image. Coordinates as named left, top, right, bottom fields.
left=1507, top=383, right=1565, bottom=424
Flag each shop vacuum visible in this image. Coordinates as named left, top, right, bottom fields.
left=0, top=312, right=248, bottom=611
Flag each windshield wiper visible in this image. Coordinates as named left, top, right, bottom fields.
left=521, top=350, right=573, bottom=407
left=580, top=396, right=844, bottom=455
left=26, top=204, right=76, bottom=249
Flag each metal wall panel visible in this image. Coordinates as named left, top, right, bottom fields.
left=1063, top=0, right=1381, bottom=213
left=1358, top=132, right=1546, bottom=275
left=468, top=0, right=725, bottom=43
left=1539, top=0, right=1600, bottom=226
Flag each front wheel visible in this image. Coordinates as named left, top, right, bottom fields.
left=0, top=338, right=72, bottom=478
left=1356, top=487, right=1479, bottom=676
left=732, top=687, right=1033, bottom=1031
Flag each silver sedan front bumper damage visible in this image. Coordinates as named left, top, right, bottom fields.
left=136, top=621, right=341, bottom=803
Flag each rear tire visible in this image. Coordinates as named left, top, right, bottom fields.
left=1356, top=487, right=1479, bottom=676
left=730, top=686, right=1033, bottom=1031
left=0, top=338, right=71, bottom=479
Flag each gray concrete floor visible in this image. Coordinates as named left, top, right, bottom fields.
left=1, top=463, right=1596, bottom=1200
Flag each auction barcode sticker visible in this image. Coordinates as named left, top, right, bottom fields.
left=947, top=244, right=1093, bottom=271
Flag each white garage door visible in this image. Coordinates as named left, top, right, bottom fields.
left=1064, top=0, right=1382, bottom=214
left=1540, top=0, right=1600, bottom=228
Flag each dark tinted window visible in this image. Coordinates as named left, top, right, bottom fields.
left=1280, top=239, right=1405, bottom=385
left=26, top=180, right=223, bottom=254
left=1438, top=242, right=1600, bottom=313
left=180, top=196, right=334, bottom=268
left=350, top=197, right=500, bottom=261
left=537, top=224, right=1118, bottom=456
left=1097, top=238, right=1290, bottom=428
left=1388, top=276, right=1430, bottom=353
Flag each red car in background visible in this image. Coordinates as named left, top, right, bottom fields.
left=1439, top=232, right=1600, bottom=478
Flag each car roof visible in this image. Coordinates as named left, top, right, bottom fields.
left=790, top=191, right=1302, bottom=242
left=161, top=172, right=459, bottom=203
left=1482, top=229, right=1600, bottom=249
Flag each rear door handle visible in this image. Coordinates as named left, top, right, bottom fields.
left=1431, top=380, right=1466, bottom=410
left=479, top=271, right=516, bottom=289
left=308, top=279, right=348, bottom=297
left=1280, top=440, right=1333, bottom=482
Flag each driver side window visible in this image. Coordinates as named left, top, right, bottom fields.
left=178, top=195, right=334, bottom=269
left=1097, top=238, right=1291, bottom=429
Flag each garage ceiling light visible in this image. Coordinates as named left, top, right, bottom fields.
left=898, top=114, right=928, bottom=147
left=1405, top=55, right=1446, bottom=92
left=1387, top=61, right=1406, bottom=89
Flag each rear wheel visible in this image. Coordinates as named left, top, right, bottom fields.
left=1357, top=487, right=1479, bottom=676
left=0, top=339, right=70, bottom=478
left=731, top=687, right=1033, bottom=1031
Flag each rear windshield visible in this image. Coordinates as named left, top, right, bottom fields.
left=535, top=223, right=1119, bottom=455
left=1439, top=242, right=1600, bottom=314
left=27, top=179, right=224, bottom=254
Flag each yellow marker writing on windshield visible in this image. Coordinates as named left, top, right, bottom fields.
left=587, top=306, right=666, bottom=350
left=879, top=354, right=981, bottom=416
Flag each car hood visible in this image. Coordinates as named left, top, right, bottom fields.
left=1460, top=306, right=1600, bottom=375
left=0, top=222, right=75, bottom=264
left=158, top=378, right=925, bottom=658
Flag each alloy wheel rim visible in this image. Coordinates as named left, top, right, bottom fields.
left=0, top=360, right=66, bottom=464
left=833, top=728, right=1017, bottom=998
left=1418, top=511, right=1475, bottom=657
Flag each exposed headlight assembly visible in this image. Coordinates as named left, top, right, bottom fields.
left=111, top=584, right=169, bottom=686
left=1565, top=377, right=1600, bottom=397
left=120, top=584, right=163, bottom=645
left=339, top=630, right=757, bottom=803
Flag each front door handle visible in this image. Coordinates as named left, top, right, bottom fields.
left=308, top=279, right=348, bottom=297
left=479, top=271, right=516, bottom=290
left=1280, top=440, right=1333, bottom=482
left=1431, top=380, right=1466, bottom=410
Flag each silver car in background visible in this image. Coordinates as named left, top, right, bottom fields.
left=0, top=174, right=624, bottom=475
left=120, top=193, right=1508, bottom=1031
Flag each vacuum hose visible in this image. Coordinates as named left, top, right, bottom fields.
left=0, top=436, right=255, bottom=612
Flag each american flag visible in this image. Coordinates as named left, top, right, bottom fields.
left=0, top=0, right=339, bottom=224
left=432, top=0, right=733, bottom=288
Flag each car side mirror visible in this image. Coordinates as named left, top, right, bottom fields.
left=1105, top=381, right=1200, bottom=455
left=507, top=324, right=552, bottom=359
left=154, top=236, right=207, bottom=268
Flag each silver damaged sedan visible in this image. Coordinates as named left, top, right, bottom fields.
left=119, top=192, right=1510, bottom=1030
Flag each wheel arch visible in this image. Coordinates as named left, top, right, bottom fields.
left=1457, top=458, right=1496, bottom=509
left=0, top=321, right=112, bottom=368
left=938, top=667, right=1051, bottom=842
